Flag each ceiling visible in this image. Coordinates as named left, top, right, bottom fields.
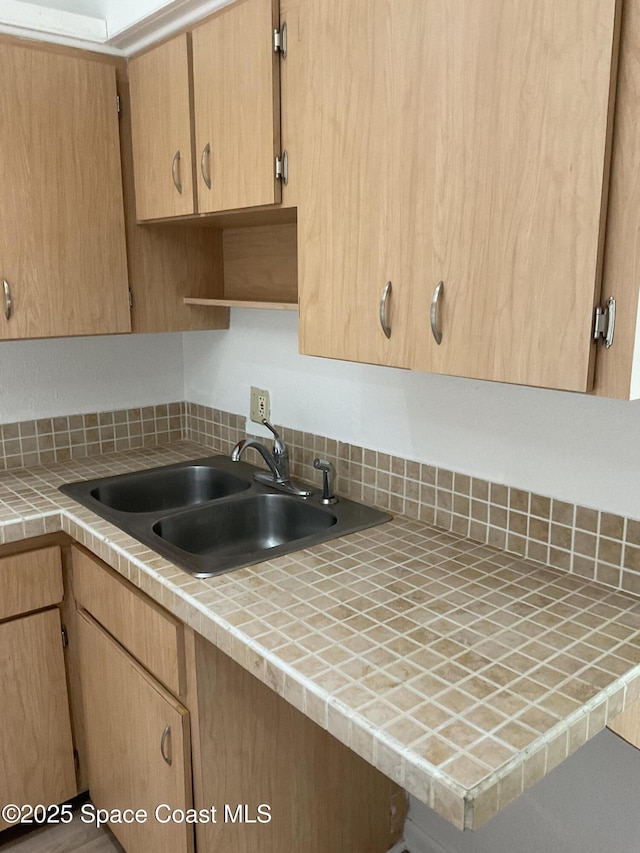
left=0, top=0, right=232, bottom=53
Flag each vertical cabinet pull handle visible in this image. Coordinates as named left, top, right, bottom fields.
left=3, top=279, right=12, bottom=320
left=160, top=724, right=172, bottom=767
left=430, top=281, right=443, bottom=345
left=171, top=150, right=182, bottom=194
left=200, top=143, right=212, bottom=189
left=379, top=281, right=392, bottom=339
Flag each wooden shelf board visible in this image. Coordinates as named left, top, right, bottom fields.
left=184, top=297, right=298, bottom=311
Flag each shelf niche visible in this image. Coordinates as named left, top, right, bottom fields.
left=184, top=220, right=298, bottom=312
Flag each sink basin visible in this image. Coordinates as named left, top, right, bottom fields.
left=88, top=464, right=250, bottom=513
left=60, top=454, right=391, bottom=578
left=153, top=493, right=337, bottom=558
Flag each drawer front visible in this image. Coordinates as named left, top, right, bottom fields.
left=0, top=546, right=63, bottom=621
left=77, top=610, right=193, bottom=853
left=71, top=546, right=185, bottom=697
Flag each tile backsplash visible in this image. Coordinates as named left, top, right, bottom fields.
left=0, top=403, right=184, bottom=469
left=1, top=400, right=639, bottom=599
left=185, top=403, right=640, bottom=599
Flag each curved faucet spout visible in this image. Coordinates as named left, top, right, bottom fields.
left=231, top=438, right=281, bottom=479
left=231, top=430, right=312, bottom=498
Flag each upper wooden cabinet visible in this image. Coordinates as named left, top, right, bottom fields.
left=193, top=0, right=282, bottom=213
left=129, top=34, right=195, bottom=221
left=0, top=42, right=130, bottom=339
left=129, top=0, right=282, bottom=221
left=288, top=0, right=428, bottom=370
left=294, top=0, right=620, bottom=392
left=424, top=0, right=619, bottom=392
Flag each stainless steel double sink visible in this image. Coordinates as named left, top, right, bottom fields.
left=60, top=455, right=390, bottom=578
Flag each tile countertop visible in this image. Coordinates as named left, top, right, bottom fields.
left=3, top=441, right=640, bottom=831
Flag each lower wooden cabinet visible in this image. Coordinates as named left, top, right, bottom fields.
left=0, top=538, right=405, bottom=852
left=0, top=544, right=76, bottom=832
left=77, top=610, right=194, bottom=853
left=193, top=635, right=406, bottom=853
left=71, top=546, right=405, bottom=853
left=0, top=607, right=77, bottom=831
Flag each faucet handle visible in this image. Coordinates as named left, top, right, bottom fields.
left=261, top=419, right=285, bottom=455
left=261, top=418, right=279, bottom=436
left=262, top=418, right=289, bottom=460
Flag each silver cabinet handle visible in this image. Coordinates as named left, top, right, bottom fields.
left=171, top=150, right=182, bottom=194
left=3, top=279, right=11, bottom=320
left=379, top=281, right=392, bottom=339
left=160, top=724, right=172, bottom=767
left=430, top=281, right=443, bottom=345
left=200, top=143, right=211, bottom=190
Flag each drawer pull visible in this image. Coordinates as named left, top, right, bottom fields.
left=200, top=143, right=212, bottom=190
left=430, top=280, right=443, bottom=345
left=171, top=150, right=183, bottom=194
left=3, top=279, right=12, bottom=320
left=379, top=281, right=392, bottom=339
left=160, top=724, right=172, bottom=767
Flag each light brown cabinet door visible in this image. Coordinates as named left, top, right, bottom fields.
left=0, top=608, right=77, bottom=830
left=424, top=0, right=619, bottom=391
left=297, top=0, right=619, bottom=390
left=192, top=0, right=281, bottom=213
left=0, top=42, right=130, bottom=339
left=129, top=34, right=196, bottom=220
left=295, top=0, right=432, bottom=369
left=77, top=610, right=193, bottom=853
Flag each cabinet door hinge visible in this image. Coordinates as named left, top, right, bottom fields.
left=128, top=289, right=133, bottom=310
left=593, top=296, right=616, bottom=348
left=116, top=93, right=121, bottom=117
left=61, top=624, right=69, bottom=648
left=275, top=151, right=288, bottom=186
left=273, top=23, right=287, bottom=58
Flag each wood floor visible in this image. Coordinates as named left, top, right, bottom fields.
left=0, top=816, right=123, bottom=852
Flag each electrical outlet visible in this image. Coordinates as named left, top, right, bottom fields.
left=250, top=386, right=270, bottom=424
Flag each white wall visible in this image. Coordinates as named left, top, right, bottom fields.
left=0, top=333, right=184, bottom=422
left=182, top=310, right=640, bottom=519
left=183, top=311, right=640, bottom=853
left=404, top=730, right=640, bottom=853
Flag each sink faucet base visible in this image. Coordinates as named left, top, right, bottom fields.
left=231, top=419, right=312, bottom=498
left=254, top=471, right=312, bottom=498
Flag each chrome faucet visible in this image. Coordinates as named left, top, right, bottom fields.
left=231, top=419, right=312, bottom=497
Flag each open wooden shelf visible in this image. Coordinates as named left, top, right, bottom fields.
left=184, top=297, right=297, bottom=311
left=183, top=221, right=298, bottom=314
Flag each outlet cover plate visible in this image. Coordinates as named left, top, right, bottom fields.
left=250, top=386, right=270, bottom=424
